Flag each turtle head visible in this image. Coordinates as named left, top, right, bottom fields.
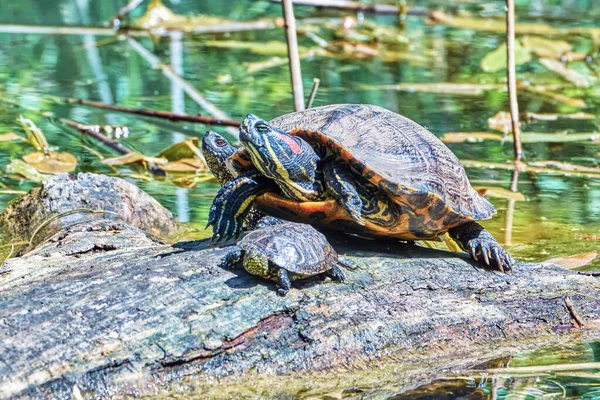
left=201, top=131, right=236, bottom=185
left=239, top=113, right=322, bottom=201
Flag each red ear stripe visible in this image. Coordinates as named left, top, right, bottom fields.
left=278, top=133, right=302, bottom=154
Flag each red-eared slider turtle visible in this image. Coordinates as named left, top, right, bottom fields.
left=206, top=104, right=515, bottom=272
left=221, top=221, right=345, bottom=296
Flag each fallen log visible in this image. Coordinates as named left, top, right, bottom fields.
left=0, top=174, right=598, bottom=399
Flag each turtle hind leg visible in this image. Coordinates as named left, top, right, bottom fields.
left=325, top=265, right=345, bottom=282
left=277, top=269, right=292, bottom=296
left=323, top=160, right=364, bottom=225
left=448, top=221, right=515, bottom=273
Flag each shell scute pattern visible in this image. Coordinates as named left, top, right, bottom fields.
left=271, top=104, right=494, bottom=220
left=239, top=222, right=335, bottom=274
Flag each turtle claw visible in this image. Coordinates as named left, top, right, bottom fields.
left=470, top=245, right=478, bottom=262
left=467, top=239, right=514, bottom=273
left=449, top=222, right=514, bottom=274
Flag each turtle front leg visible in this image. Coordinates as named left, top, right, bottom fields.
left=207, top=170, right=276, bottom=241
left=448, top=221, right=515, bottom=273
left=220, top=247, right=244, bottom=269
left=323, top=160, right=364, bottom=224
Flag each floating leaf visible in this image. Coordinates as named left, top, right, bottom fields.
left=170, top=174, right=216, bottom=188
left=443, top=132, right=507, bottom=143
left=359, top=83, right=505, bottom=95
left=18, top=115, right=48, bottom=151
left=521, top=36, right=571, bottom=59
left=582, top=235, right=600, bottom=241
left=158, top=138, right=204, bottom=161
left=162, top=158, right=207, bottom=172
left=430, top=10, right=600, bottom=36
left=326, top=41, right=379, bottom=59
left=481, top=42, right=531, bottom=73
left=102, top=152, right=167, bottom=166
left=133, top=0, right=178, bottom=29
left=22, top=151, right=77, bottom=174
left=133, top=0, right=236, bottom=32
left=246, top=56, right=288, bottom=73
left=522, top=86, right=586, bottom=108
left=487, top=111, right=517, bottom=134
left=474, top=186, right=526, bottom=201
left=0, top=132, right=26, bottom=142
left=547, top=251, right=597, bottom=270
left=539, top=58, right=591, bottom=88
left=203, top=40, right=291, bottom=56
left=523, top=111, right=595, bottom=122
left=443, top=131, right=599, bottom=144
left=528, top=160, right=600, bottom=174
left=461, top=160, right=600, bottom=179
left=6, top=159, right=50, bottom=182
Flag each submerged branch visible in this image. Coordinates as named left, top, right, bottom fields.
left=64, top=98, right=241, bottom=127
left=126, top=37, right=238, bottom=136
left=59, top=118, right=131, bottom=155
left=269, top=0, right=431, bottom=16
left=108, top=0, right=146, bottom=28
left=0, top=19, right=277, bottom=37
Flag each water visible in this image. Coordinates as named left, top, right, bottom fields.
left=0, top=0, right=598, bottom=397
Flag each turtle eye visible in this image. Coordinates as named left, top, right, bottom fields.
left=255, top=122, right=269, bottom=133
left=215, top=138, right=227, bottom=147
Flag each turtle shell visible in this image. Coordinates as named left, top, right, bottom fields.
left=238, top=222, right=337, bottom=275
left=228, top=104, right=495, bottom=240
left=269, top=104, right=494, bottom=220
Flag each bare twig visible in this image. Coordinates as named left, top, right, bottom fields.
left=108, top=0, right=146, bottom=28
left=64, top=98, right=240, bottom=127
left=282, top=0, right=305, bottom=111
left=506, top=0, right=523, bottom=163
left=503, top=170, right=519, bottom=246
left=0, top=20, right=277, bottom=37
left=270, top=0, right=430, bottom=16
left=474, top=362, right=600, bottom=374
left=0, top=25, right=139, bottom=36
left=60, top=118, right=131, bottom=155
left=126, top=37, right=238, bottom=136
left=461, top=160, right=600, bottom=179
left=564, top=296, right=584, bottom=328
left=305, top=78, right=320, bottom=109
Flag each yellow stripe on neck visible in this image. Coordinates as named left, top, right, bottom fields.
left=259, top=139, right=316, bottom=202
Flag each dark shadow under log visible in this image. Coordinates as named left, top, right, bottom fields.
left=0, top=174, right=598, bottom=399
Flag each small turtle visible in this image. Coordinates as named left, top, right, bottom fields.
left=206, top=104, right=515, bottom=272
left=222, top=221, right=345, bottom=296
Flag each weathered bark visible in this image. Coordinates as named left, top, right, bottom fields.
left=0, top=175, right=598, bottom=399
left=0, top=173, right=177, bottom=250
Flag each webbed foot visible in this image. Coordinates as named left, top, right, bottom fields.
left=448, top=221, right=514, bottom=273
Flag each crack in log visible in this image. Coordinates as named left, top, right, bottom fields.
left=156, top=309, right=298, bottom=369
